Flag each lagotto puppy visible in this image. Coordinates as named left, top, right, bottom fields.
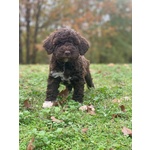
left=43, top=28, right=94, bottom=108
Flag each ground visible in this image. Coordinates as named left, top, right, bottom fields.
left=19, top=64, right=132, bottom=150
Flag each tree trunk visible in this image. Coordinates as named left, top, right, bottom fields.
left=31, top=0, right=42, bottom=64
left=19, top=13, right=23, bottom=64
left=25, top=0, right=31, bottom=64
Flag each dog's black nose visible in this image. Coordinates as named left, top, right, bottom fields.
left=64, top=51, right=71, bottom=56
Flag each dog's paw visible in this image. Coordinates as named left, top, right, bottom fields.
left=42, top=101, right=54, bottom=108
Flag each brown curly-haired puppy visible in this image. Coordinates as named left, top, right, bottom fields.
left=42, top=28, right=94, bottom=108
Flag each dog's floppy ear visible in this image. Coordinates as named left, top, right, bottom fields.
left=78, top=36, right=90, bottom=55
left=43, top=33, right=55, bottom=55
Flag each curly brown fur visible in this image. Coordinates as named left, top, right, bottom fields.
left=43, top=28, right=94, bottom=103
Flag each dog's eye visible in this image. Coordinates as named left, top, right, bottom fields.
left=60, top=48, right=66, bottom=53
left=71, top=48, right=78, bottom=52
left=59, top=49, right=64, bottom=52
left=71, top=49, right=75, bottom=53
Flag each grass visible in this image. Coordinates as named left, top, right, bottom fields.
left=19, top=64, right=132, bottom=150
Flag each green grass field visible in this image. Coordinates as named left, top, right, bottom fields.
left=19, top=64, right=132, bottom=150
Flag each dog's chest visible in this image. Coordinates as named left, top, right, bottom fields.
left=50, top=70, right=71, bottom=83
left=50, top=62, right=79, bottom=84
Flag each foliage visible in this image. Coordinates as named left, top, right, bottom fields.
left=19, top=64, right=132, bottom=149
left=19, top=0, right=132, bottom=64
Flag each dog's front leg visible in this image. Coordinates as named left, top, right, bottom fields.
left=72, top=80, right=85, bottom=103
left=46, top=76, right=61, bottom=101
left=43, top=76, right=60, bottom=108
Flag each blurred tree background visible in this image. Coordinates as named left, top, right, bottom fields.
left=19, top=0, right=132, bottom=64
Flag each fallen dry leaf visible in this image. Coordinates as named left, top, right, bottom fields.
left=51, top=116, right=63, bottom=123
left=122, top=126, right=132, bottom=137
left=81, top=128, right=88, bottom=133
left=97, top=70, right=102, bottom=74
left=87, top=105, right=95, bottom=111
left=120, top=105, right=126, bottom=112
left=112, top=114, right=122, bottom=119
left=27, top=137, right=35, bottom=150
left=79, top=105, right=88, bottom=111
left=112, top=99, right=121, bottom=103
left=87, top=105, right=96, bottom=115
left=88, top=110, right=96, bottom=115
left=79, top=105, right=96, bottom=115
left=108, top=63, right=115, bottom=67
left=24, top=100, right=31, bottom=109
left=58, top=88, right=69, bottom=97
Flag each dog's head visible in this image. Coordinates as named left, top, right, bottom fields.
left=43, top=28, right=89, bottom=62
